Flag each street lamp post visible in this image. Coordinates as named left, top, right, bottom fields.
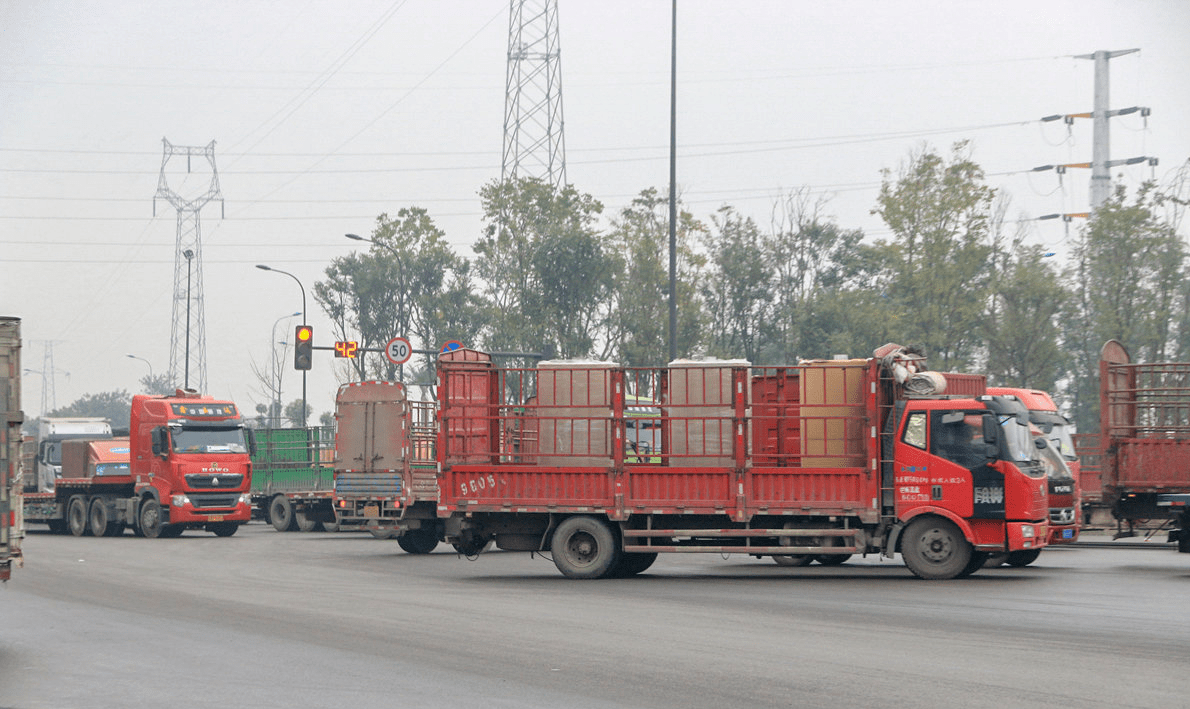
left=256, top=264, right=308, bottom=426
left=270, top=311, right=301, bottom=426
left=183, top=249, right=194, bottom=389
left=126, top=354, right=153, bottom=390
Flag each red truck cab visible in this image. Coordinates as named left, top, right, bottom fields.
left=988, top=387, right=1080, bottom=546
left=130, top=389, right=254, bottom=538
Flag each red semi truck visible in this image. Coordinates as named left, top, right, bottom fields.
left=24, top=389, right=254, bottom=537
left=422, top=347, right=1048, bottom=579
left=1088, top=340, right=1190, bottom=548
left=987, top=387, right=1080, bottom=549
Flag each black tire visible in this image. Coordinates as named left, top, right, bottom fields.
left=611, top=551, right=658, bottom=577
left=323, top=520, right=340, bottom=533
left=900, top=516, right=972, bottom=580
left=772, top=554, right=815, bottom=567
left=160, top=524, right=185, bottom=538
left=1006, top=548, right=1042, bottom=567
left=48, top=519, right=69, bottom=535
left=67, top=496, right=90, bottom=537
left=956, top=551, right=990, bottom=578
left=139, top=498, right=165, bottom=539
left=397, top=527, right=439, bottom=554
left=814, top=554, right=853, bottom=566
left=88, top=498, right=115, bottom=537
left=551, top=516, right=620, bottom=579
left=209, top=522, right=239, bottom=537
left=984, top=552, right=1009, bottom=568
left=295, top=509, right=320, bottom=533
left=269, top=496, right=297, bottom=532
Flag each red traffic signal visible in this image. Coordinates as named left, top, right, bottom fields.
left=294, top=325, right=313, bottom=370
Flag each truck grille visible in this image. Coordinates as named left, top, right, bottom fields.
left=189, top=493, right=240, bottom=509
left=185, top=474, right=245, bottom=489
left=1050, top=507, right=1076, bottom=525
left=334, top=472, right=402, bottom=497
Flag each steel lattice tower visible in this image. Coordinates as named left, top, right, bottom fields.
left=502, top=0, right=567, bottom=189
left=153, top=138, right=223, bottom=394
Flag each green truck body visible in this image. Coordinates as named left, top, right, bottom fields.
left=250, top=426, right=337, bottom=531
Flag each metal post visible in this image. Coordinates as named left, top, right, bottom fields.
left=256, top=265, right=308, bottom=426
left=184, top=249, right=193, bottom=389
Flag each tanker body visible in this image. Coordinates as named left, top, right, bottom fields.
left=430, top=346, right=1049, bottom=580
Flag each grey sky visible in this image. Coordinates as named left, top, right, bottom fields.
left=3, top=0, right=1188, bottom=420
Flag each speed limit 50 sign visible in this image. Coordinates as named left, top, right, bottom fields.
left=385, top=336, right=412, bottom=365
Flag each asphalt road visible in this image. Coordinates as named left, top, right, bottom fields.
left=2, top=524, right=1188, bottom=709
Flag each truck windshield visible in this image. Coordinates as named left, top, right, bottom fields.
left=1037, top=439, right=1074, bottom=481
left=1045, top=422, right=1078, bottom=462
left=171, top=426, right=248, bottom=454
left=1000, top=416, right=1035, bottom=463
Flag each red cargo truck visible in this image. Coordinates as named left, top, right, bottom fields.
left=1089, top=340, right=1190, bottom=548
left=1, top=316, right=23, bottom=581
left=25, top=389, right=255, bottom=537
left=987, top=387, right=1081, bottom=550
left=429, top=347, right=1049, bottom=579
left=331, top=380, right=440, bottom=552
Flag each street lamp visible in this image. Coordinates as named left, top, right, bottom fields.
left=256, top=264, right=308, bottom=426
left=270, top=311, right=301, bottom=426
left=183, top=249, right=194, bottom=389
left=126, top=354, right=154, bottom=390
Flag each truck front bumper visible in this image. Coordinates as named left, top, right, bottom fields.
left=1006, top=521, right=1048, bottom=551
left=168, top=494, right=252, bottom=524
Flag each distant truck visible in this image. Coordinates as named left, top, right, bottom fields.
left=250, top=426, right=337, bottom=532
left=1090, top=340, right=1190, bottom=549
left=331, top=380, right=440, bottom=553
left=987, top=387, right=1081, bottom=549
left=1, top=316, right=24, bottom=581
left=29, top=416, right=113, bottom=493
left=24, top=389, right=254, bottom=538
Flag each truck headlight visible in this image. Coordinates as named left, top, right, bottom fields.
left=171, top=494, right=190, bottom=507
left=238, top=494, right=251, bottom=506
left=1021, top=525, right=1035, bottom=538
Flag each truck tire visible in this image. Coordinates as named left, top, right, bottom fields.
left=956, top=551, right=990, bottom=578
left=397, top=527, right=439, bottom=554
left=900, top=516, right=972, bottom=580
left=88, top=498, right=116, bottom=537
left=772, top=555, right=815, bottom=567
left=1006, top=548, right=1042, bottom=567
left=269, top=496, right=297, bottom=532
left=67, top=496, right=90, bottom=537
left=551, top=516, right=620, bottom=579
left=611, top=552, right=658, bottom=577
left=48, top=519, right=69, bottom=535
left=295, top=509, right=320, bottom=533
left=209, top=522, right=239, bottom=537
left=139, top=499, right=166, bottom=539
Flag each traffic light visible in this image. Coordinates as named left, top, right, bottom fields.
left=294, top=325, right=313, bottom=370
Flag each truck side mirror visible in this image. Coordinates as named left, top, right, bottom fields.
left=981, top=414, right=998, bottom=444
left=1034, top=437, right=1048, bottom=450
left=245, top=427, right=257, bottom=457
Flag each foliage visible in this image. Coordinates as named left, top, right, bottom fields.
left=605, top=188, right=706, bottom=366
left=701, top=206, right=773, bottom=362
left=44, top=390, right=132, bottom=428
left=871, top=141, right=995, bottom=371
left=284, top=398, right=312, bottom=428
left=474, top=177, right=608, bottom=359
left=137, top=373, right=176, bottom=396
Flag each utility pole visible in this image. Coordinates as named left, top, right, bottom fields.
left=1075, top=49, right=1141, bottom=210
left=154, top=138, right=223, bottom=393
left=502, top=0, right=567, bottom=189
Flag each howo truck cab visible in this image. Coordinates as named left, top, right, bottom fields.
left=130, top=389, right=254, bottom=537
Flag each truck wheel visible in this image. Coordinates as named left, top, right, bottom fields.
left=88, top=498, right=115, bottom=537
left=139, top=499, right=165, bottom=539
left=901, top=516, right=972, bottom=580
left=551, top=516, right=620, bottom=579
left=48, top=519, right=69, bottom=535
left=397, top=527, right=439, bottom=554
left=209, top=522, right=239, bottom=537
left=956, top=551, right=990, bottom=578
left=814, top=554, right=853, bottom=566
left=1006, top=548, right=1042, bottom=567
left=295, top=509, right=320, bottom=533
left=67, top=496, right=90, bottom=537
left=772, top=555, right=814, bottom=567
left=269, top=496, right=297, bottom=532
left=611, top=552, right=658, bottom=577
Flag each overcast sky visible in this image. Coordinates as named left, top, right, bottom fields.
left=3, top=0, right=1188, bottom=421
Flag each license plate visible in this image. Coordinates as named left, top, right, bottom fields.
left=209, top=515, right=224, bottom=522
left=1062, top=528, right=1073, bottom=539
left=364, top=504, right=380, bottom=518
